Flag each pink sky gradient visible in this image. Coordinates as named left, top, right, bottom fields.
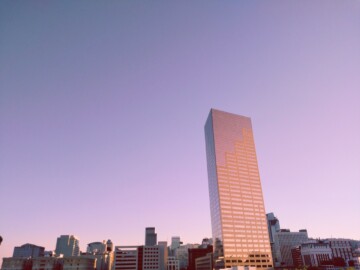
left=0, top=1, right=359, bottom=260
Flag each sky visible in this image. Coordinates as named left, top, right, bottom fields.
left=1, top=0, right=359, bottom=260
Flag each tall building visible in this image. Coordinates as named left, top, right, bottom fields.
left=55, top=235, right=80, bottom=257
left=13, top=243, right=45, bottom=258
left=158, top=241, right=169, bottom=270
left=204, top=109, right=273, bottom=269
left=145, top=228, right=157, bottom=246
left=170, top=237, right=181, bottom=256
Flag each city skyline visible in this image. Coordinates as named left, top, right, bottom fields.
left=1, top=1, right=359, bottom=262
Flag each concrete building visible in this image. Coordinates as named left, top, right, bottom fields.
left=145, top=228, right=157, bottom=247
left=174, top=244, right=198, bottom=270
left=291, top=241, right=333, bottom=267
left=62, top=256, right=96, bottom=270
left=204, top=109, right=273, bottom=269
left=327, top=239, right=354, bottom=266
left=274, top=229, right=308, bottom=266
left=139, top=246, right=160, bottom=270
left=158, top=241, right=168, bottom=270
left=167, top=257, right=179, bottom=270
left=31, top=257, right=62, bottom=270
left=266, top=213, right=280, bottom=266
left=55, top=236, right=80, bottom=257
left=87, top=242, right=107, bottom=255
left=195, top=253, right=212, bottom=270
left=1, top=258, right=32, bottom=270
left=113, top=246, right=138, bottom=270
left=170, top=238, right=181, bottom=256
left=13, top=244, right=45, bottom=258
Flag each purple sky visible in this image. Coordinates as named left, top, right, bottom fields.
left=1, top=1, right=359, bottom=259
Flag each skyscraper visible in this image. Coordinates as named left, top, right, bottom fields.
left=145, top=227, right=157, bottom=246
left=55, top=235, right=80, bottom=257
left=204, top=109, right=273, bottom=269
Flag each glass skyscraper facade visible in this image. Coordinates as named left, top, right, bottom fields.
left=204, top=109, right=273, bottom=269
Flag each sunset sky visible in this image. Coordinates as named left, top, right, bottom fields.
left=1, top=1, right=359, bottom=259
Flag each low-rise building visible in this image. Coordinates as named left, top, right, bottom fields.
left=1, top=257, right=32, bottom=270
left=32, top=257, right=62, bottom=270
left=62, top=256, right=96, bottom=270
left=291, top=241, right=333, bottom=267
left=113, top=246, right=138, bottom=270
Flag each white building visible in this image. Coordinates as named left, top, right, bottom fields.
left=113, top=246, right=138, bottom=270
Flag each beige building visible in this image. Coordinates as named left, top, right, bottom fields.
left=62, top=256, right=96, bottom=270
left=32, top=257, right=61, bottom=270
left=204, top=109, right=273, bottom=269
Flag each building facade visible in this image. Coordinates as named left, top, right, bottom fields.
left=145, top=228, right=157, bottom=247
left=291, top=241, right=333, bottom=268
left=204, top=109, right=273, bottom=269
left=62, top=256, right=96, bottom=270
left=266, top=213, right=280, bottom=266
left=13, top=244, right=45, bottom=258
left=273, top=229, right=308, bottom=266
left=327, top=239, right=354, bottom=266
left=158, top=241, right=168, bottom=270
left=167, top=257, right=179, bottom=270
left=188, top=245, right=213, bottom=270
left=195, top=253, right=213, bottom=270
left=55, top=236, right=80, bottom=257
left=113, top=246, right=138, bottom=270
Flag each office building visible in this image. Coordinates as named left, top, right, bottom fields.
left=170, top=237, right=181, bottom=256
left=188, top=245, right=213, bottom=270
left=87, top=242, right=107, bottom=255
left=204, top=109, right=273, bottom=269
left=327, top=239, right=353, bottom=266
left=55, top=235, right=80, bottom=257
left=175, top=244, right=199, bottom=270
left=291, top=241, right=332, bottom=267
left=266, top=213, right=280, bottom=266
left=13, top=243, right=45, bottom=258
left=167, top=257, right=180, bottom=270
left=158, top=241, right=169, bottom=270
left=62, top=256, right=96, bottom=270
left=139, top=246, right=160, bottom=270
left=273, top=229, right=308, bottom=266
left=1, top=257, right=32, bottom=270
left=145, top=228, right=157, bottom=246
left=195, top=253, right=213, bottom=270
left=114, top=246, right=138, bottom=270
left=32, top=257, right=62, bottom=270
